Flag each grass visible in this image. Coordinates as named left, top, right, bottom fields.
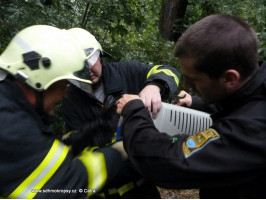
left=158, top=188, right=199, bottom=199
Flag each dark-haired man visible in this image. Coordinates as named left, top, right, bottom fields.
left=116, top=14, right=266, bottom=198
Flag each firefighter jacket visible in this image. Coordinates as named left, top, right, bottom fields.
left=62, top=60, right=180, bottom=148
left=121, top=61, right=266, bottom=198
left=0, top=78, right=125, bottom=198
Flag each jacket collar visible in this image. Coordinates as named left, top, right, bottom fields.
left=216, top=61, right=266, bottom=111
left=102, top=61, right=123, bottom=95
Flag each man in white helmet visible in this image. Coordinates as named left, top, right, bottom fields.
left=61, top=28, right=180, bottom=198
left=0, top=25, right=129, bottom=198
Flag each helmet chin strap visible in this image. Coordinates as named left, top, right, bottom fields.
left=35, top=91, right=45, bottom=116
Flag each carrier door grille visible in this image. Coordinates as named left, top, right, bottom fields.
left=153, top=103, right=212, bottom=136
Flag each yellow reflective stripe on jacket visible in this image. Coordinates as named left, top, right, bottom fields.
left=147, top=65, right=179, bottom=87
left=97, top=178, right=146, bottom=198
left=98, top=187, right=119, bottom=198
left=8, top=140, right=69, bottom=199
left=78, top=150, right=107, bottom=197
left=108, top=188, right=118, bottom=195
left=117, top=182, right=135, bottom=196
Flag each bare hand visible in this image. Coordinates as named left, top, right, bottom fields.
left=116, top=94, right=140, bottom=115
left=139, top=85, right=161, bottom=118
left=172, top=90, right=192, bottom=107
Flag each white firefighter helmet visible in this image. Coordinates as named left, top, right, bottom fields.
left=67, top=27, right=104, bottom=93
left=67, top=27, right=103, bottom=69
left=0, top=25, right=92, bottom=91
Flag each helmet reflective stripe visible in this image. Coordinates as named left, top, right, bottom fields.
left=147, top=65, right=180, bottom=87
left=78, top=149, right=107, bottom=197
left=14, top=36, right=32, bottom=52
left=8, top=140, right=69, bottom=199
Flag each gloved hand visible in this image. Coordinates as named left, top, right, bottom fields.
left=101, top=93, right=122, bottom=137
left=63, top=94, right=122, bottom=155
left=62, top=130, right=86, bottom=156
left=102, top=93, right=122, bottom=119
left=62, top=118, right=111, bottom=155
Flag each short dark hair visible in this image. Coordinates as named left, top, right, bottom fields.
left=175, top=14, right=258, bottom=79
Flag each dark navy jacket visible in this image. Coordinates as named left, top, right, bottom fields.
left=121, top=62, right=266, bottom=198
left=62, top=60, right=180, bottom=145
left=0, top=78, right=123, bottom=198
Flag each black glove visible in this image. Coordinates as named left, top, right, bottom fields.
left=62, top=93, right=122, bottom=156
left=101, top=93, right=122, bottom=135
left=62, top=119, right=104, bottom=155
left=102, top=93, right=122, bottom=117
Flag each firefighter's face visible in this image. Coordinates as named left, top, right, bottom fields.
left=43, top=80, right=68, bottom=115
left=179, top=57, right=227, bottom=104
left=89, top=58, right=102, bottom=84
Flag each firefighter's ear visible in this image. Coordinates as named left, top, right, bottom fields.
left=221, top=69, right=241, bottom=91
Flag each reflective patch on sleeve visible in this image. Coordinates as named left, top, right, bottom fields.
left=147, top=65, right=179, bottom=87
left=182, top=128, right=220, bottom=158
left=78, top=149, right=107, bottom=197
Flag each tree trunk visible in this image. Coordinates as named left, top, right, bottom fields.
left=159, top=0, right=188, bottom=42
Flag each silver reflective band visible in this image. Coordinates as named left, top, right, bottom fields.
left=16, top=70, right=29, bottom=81
left=14, top=142, right=67, bottom=199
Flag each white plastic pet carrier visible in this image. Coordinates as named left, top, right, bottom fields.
left=152, top=102, right=213, bottom=136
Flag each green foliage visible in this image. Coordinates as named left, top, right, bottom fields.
left=0, top=0, right=81, bottom=51
left=2, top=0, right=264, bottom=64
left=1, top=0, right=265, bottom=135
left=80, top=0, right=178, bottom=66
left=184, top=0, right=266, bottom=60
left=0, top=0, right=179, bottom=66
